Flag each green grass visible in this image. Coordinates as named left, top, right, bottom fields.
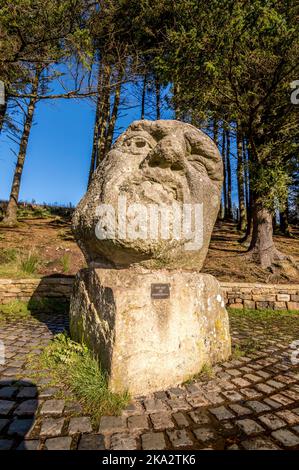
left=17, top=206, right=53, bottom=219
left=0, top=248, right=42, bottom=278
left=0, top=298, right=69, bottom=319
left=60, top=253, right=71, bottom=273
left=0, top=248, right=18, bottom=264
left=20, top=251, right=40, bottom=274
left=228, top=307, right=299, bottom=319
left=33, top=333, right=129, bottom=424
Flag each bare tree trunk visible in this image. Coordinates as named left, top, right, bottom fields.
left=226, top=129, right=232, bottom=219
left=237, top=125, right=247, bottom=231
left=0, top=97, right=7, bottom=135
left=213, top=119, right=219, bottom=146
left=141, top=73, right=147, bottom=120
left=2, top=70, right=40, bottom=227
left=88, top=100, right=100, bottom=187
left=104, top=76, right=122, bottom=154
left=96, top=63, right=111, bottom=167
left=280, top=204, right=291, bottom=237
left=173, top=82, right=181, bottom=119
left=221, top=127, right=227, bottom=219
left=156, top=78, right=161, bottom=120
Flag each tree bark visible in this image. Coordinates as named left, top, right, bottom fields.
left=280, top=207, right=291, bottom=237
left=0, top=98, right=7, bottom=135
left=2, top=71, right=40, bottom=226
left=88, top=98, right=100, bottom=188
left=247, top=198, right=283, bottom=268
left=156, top=78, right=161, bottom=120
left=104, top=76, right=122, bottom=155
left=246, top=137, right=284, bottom=268
left=96, top=63, right=111, bottom=167
left=221, top=127, right=227, bottom=218
left=237, top=125, right=247, bottom=231
left=141, top=73, right=147, bottom=120
left=226, top=129, right=232, bottom=219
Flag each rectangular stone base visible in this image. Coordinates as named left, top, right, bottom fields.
left=70, top=268, right=231, bottom=396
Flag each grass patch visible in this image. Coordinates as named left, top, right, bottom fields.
left=0, top=298, right=69, bottom=319
left=184, top=362, right=215, bottom=384
left=20, top=251, right=40, bottom=274
left=228, top=307, right=299, bottom=319
left=231, top=339, right=261, bottom=357
left=60, top=253, right=71, bottom=273
left=34, top=333, right=129, bottom=424
left=18, top=206, right=53, bottom=219
left=0, top=248, right=42, bottom=278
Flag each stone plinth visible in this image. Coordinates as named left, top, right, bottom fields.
left=70, top=268, right=231, bottom=396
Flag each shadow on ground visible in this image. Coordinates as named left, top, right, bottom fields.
left=0, top=380, right=38, bottom=450
left=27, top=274, right=72, bottom=335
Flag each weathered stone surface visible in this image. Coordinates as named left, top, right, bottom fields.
left=8, top=418, right=33, bottom=437
left=72, top=120, right=223, bottom=271
left=78, top=434, right=105, bottom=450
left=167, top=429, right=193, bottom=448
left=141, top=432, right=166, bottom=450
left=0, top=399, right=15, bottom=415
left=44, top=436, right=72, bottom=450
left=40, top=418, right=65, bottom=437
left=110, top=433, right=137, bottom=450
left=68, top=417, right=92, bottom=435
left=40, top=400, right=65, bottom=417
left=70, top=268, right=231, bottom=396
left=236, top=419, right=264, bottom=436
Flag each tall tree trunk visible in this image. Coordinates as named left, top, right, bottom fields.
left=155, top=78, right=161, bottom=120
left=173, top=82, right=181, bottom=119
left=213, top=119, right=219, bottom=146
left=237, top=125, right=247, bottom=231
left=0, top=93, right=7, bottom=135
left=214, top=119, right=223, bottom=220
left=246, top=137, right=284, bottom=268
left=141, top=73, right=147, bottom=120
left=248, top=198, right=283, bottom=268
left=280, top=200, right=291, bottom=237
left=88, top=62, right=103, bottom=187
left=221, top=127, right=227, bottom=218
left=226, top=129, right=232, bottom=219
left=96, top=63, right=111, bottom=167
left=2, top=71, right=40, bottom=226
left=104, top=76, right=122, bottom=155
left=88, top=99, right=100, bottom=188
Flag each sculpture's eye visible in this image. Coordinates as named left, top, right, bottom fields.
left=123, top=136, right=153, bottom=154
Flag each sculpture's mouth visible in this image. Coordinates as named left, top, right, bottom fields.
left=119, top=173, right=186, bottom=206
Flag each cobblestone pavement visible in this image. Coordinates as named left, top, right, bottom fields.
left=0, top=311, right=299, bottom=450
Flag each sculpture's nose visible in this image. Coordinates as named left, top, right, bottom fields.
left=142, top=135, right=185, bottom=171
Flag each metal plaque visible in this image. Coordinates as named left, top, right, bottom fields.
left=151, top=283, right=170, bottom=299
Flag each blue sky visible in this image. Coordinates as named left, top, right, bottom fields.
left=0, top=78, right=174, bottom=206
left=0, top=77, right=238, bottom=207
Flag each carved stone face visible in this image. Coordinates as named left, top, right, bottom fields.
left=72, top=120, right=223, bottom=270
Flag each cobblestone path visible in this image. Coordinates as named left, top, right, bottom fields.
left=0, top=311, right=299, bottom=450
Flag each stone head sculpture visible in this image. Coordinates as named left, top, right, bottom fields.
left=72, top=120, right=223, bottom=270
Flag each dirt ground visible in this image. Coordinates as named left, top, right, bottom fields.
left=0, top=217, right=299, bottom=283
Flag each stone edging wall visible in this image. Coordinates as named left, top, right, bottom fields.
left=0, top=277, right=74, bottom=305
left=0, top=277, right=299, bottom=310
left=220, top=282, right=299, bottom=311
